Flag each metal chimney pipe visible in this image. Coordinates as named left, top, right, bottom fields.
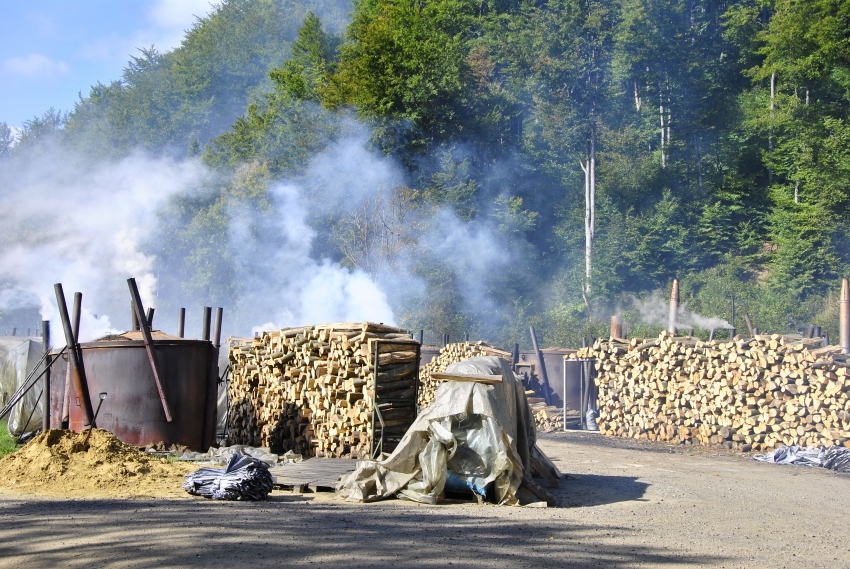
left=730, top=297, right=736, bottom=339
left=146, top=307, right=155, bottom=328
left=668, top=279, right=679, bottom=334
left=131, top=301, right=139, bottom=331
left=202, top=307, right=212, bottom=342
left=419, top=329, right=424, bottom=345
left=708, top=328, right=716, bottom=342
left=212, top=307, right=223, bottom=347
left=841, top=278, right=850, bottom=354
left=177, top=308, right=185, bottom=338
left=41, top=320, right=50, bottom=432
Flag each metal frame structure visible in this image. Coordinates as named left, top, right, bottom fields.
left=370, top=339, right=421, bottom=459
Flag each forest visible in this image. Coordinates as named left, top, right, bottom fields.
left=1, top=0, right=849, bottom=348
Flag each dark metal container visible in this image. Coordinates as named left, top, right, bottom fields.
left=50, top=333, right=219, bottom=451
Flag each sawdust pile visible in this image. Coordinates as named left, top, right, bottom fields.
left=0, top=429, right=199, bottom=498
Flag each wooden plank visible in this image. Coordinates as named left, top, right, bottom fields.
left=430, top=372, right=503, bottom=384
left=268, top=458, right=357, bottom=489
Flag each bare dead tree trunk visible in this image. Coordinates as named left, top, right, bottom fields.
left=769, top=71, right=775, bottom=183
left=580, top=154, right=591, bottom=295
left=659, top=85, right=666, bottom=168
left=634, top=80, right=642, bottom=112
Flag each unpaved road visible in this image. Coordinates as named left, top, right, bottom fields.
left=1, top=431, right=848, bottom=568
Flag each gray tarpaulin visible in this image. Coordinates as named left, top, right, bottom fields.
left=0, top=337, right=43, bottom=437
left=337, top=356, right=538, bottom=505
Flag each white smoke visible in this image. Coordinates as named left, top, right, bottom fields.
left=634, top=290, right=731, bottom=332
left=0, top=147, right=202, bottom=341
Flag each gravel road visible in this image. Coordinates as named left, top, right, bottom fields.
left=1, top=431, right=847, bottom=568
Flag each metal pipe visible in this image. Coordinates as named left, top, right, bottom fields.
left=146, top=307, right=155, bottom=328
left=131, top=301, right=139, bottom=331
left=54, top=284, right=94, bottom=427
left=202, top=307, right=212, bottom=341
left=465, top=332, right=469, bottom=342
left=730, top=297, right=736, bottom=339
left=62, top=294, right=81, bottom=428
left=668, top=279, right=679, bottom=334
left=529, top=326, right=552, bottom=406
left=419, top=330, right=424, bottom=345
left=511, top=343, right=520, bottom=372
left=744, top=314, right=755, bottom=336
left=177, top=308, right=185, bottom=338
left=41, top=320, right=50, bottom=432
left=128, top=278, right=173, bottom=422
left=708, top=328, right=716, bottom=342
left=841, top=278, right=850, bottom=354
left=212, top=307, right=223, bottom=347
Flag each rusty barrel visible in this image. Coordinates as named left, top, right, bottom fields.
left=50, top=331, right=219, bottom=450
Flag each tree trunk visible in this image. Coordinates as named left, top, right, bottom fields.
left=659, top=85, right=666, bottom=168
left=634, top=80, right=642, bottom=112
left=581, top=153, right=591, bottom=295
left=769, top=71, right=775, bottom=183
left=694, top=132, right=704, bottom=193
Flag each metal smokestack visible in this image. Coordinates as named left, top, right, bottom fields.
left=840, top=277, right=850, bottom=354
left=668, top=279, right=679, bottom=334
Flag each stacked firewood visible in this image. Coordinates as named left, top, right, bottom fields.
left=533, top=402, right=565, bottom=432
left=227, top=323, right=418, bottom=459
left=417, top=341, right=512, bottom=408
left=568, top=331, right=850, bottom=452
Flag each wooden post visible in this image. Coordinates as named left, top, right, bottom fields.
left=841, top=278, right=850, bottom=354
left=610, top=315, right=623, bottom=339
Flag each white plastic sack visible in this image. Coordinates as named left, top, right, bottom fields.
left=337, top=356, right=536, bottom=505
left=0, top=338, right=44, bottom=437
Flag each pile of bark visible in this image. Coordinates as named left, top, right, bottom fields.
left=417, top=341, right=511, bottom=409
left=227, top=322, right=417, bottom=459
left=567, top=331, right=850, bottom=451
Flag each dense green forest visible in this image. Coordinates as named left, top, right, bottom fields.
left=2, top=0, right=849, bottom=348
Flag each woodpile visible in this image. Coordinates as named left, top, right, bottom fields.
left=568, top=331, right=850, bottom=452
left=227, top=322, right=419, bottom=459
left=532, top=397, right=565, bottom=433
left=417, top=341, right=511, bottom=409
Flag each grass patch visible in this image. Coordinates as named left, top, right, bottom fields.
left=0, top=420, right=21, bottom=458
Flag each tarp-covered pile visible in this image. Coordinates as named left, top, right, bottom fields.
left=337, top=356, right=560, bottom=505
left=0, top=337, right=44, bottom=437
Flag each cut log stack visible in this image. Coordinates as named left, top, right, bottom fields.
left=567, top=331, right=850, bottom=451
left=417, top=341, right=512, bottom=409
left=531, top=391, right=565, bottom=433
left=227, top=322, right=419, bottom=459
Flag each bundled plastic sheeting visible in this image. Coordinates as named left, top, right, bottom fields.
left=337, top=356, right=537, bottom=505
left=183, top=454, right=274, bottom=500
left=754, top=445, right=850, bottom=473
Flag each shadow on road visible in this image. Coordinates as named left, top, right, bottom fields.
left=0, top=496, right=725, bottom=568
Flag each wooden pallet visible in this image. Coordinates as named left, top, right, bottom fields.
left=268, top=458, right=358, bottom=493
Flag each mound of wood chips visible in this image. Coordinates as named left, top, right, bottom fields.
left=0, top=429, right=197, bottom=498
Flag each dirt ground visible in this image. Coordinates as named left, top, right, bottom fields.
left=1, top=431, right=848, bottom=568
